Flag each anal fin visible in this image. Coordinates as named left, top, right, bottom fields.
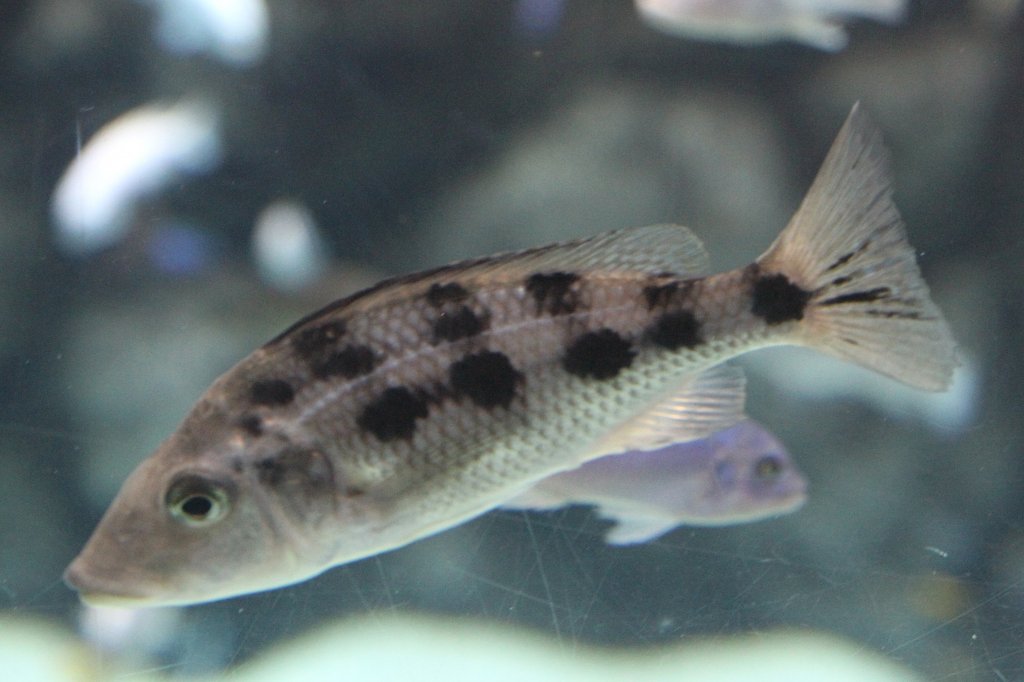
left=602, top=515, right=679, bottom=546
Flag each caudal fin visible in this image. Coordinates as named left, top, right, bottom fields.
left=757, top=103, right=957, bottom=391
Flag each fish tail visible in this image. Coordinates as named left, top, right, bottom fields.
left=819, top=0, right=906, bottom=23
left=755, top=103, right=957, bottom=391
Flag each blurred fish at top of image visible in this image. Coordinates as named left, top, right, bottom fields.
left=139, top=0, right=269, bottom=66
left=50, top=99, right=222, bottom=257
left=635, top=0, right=907, bottom=51
left=504, top=419, right=808, bottom=545
left=63, top=105, right=957, bottom=608
left=251, top=200, right=330, bottom=294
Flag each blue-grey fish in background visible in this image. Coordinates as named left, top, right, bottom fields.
left=504, top=419, right=808, bottom=544
left=635, top=0, right=906, bottom=51
left=64, top=104, right=956, bottom=607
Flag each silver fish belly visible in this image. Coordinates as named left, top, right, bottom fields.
left=64, top=104, right=957, bottom=606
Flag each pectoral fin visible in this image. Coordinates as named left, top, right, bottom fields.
left=587, top=364, right=746, bottom=458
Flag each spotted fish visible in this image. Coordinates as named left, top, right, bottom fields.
left=64, top=104, right=956, bottom=606
left=503, top=419, right=808, bottom=544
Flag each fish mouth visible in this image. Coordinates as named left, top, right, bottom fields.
left=63, top=558, right=159, bottom=608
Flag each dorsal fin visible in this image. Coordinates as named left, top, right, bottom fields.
left=469, top=223, right=709, bottom=281
left=266, top=224, right=708, bottom=346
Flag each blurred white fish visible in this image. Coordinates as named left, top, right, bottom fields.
left=504, top=419, right=807, bottom=544
left=51, top=100, right=221, bottom=256
left=77, top=603, right=181, bottom=658
left=635, top=0, right=906, bottom=51
left=140, top=0, right=269, bottom=65
left=747, top=349, right=980, bottom=437
left=252, top=200, right=330, bottom=293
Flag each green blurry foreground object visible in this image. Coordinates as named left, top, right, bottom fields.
left=0, top=613, right=920, bottom=682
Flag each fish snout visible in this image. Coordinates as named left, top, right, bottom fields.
left=63, top=552, right=155, bottom=607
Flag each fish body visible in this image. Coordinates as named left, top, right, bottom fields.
left=635, top=0, right=906, bottom=51
left=64, top=105, right=956, bottom=606
left=504, top=419, right=807, bottom=544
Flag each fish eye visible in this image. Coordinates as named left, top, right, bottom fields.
left=166, top=475, right=231, bottom=527
left=754, top=455, right=783, bottom=479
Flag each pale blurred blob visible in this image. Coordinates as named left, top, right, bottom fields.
left=0, top=613, right=924, bottom=682
left=635, top=0, right=906, bottom=51
left=77, top=604, right=181, bottom=659
left=51, top=100, right=221, bottom=256
left=140, top=0, right=269, bottom=65
left=230, top=615, right=924, bottom=682
left=252, top=200, right=329, bottom=292
left=749, top=349, right=980, bottom=436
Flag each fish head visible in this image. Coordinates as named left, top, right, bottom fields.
left=64, top=401, right=343, bottom=607
left=704, top=420, right=808, bottom=522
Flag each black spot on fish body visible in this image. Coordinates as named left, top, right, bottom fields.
left=413, top=381, right=457, bottom=409
left=642, top=281, right=677, bottom=309
left=272, top=262, right=482, bottom=346
left=255, top=456, right=286, bottom=487
left=255, top=448, right=336, bottom=521
left=292, top=320, right=347, bottom=360
left=250, top=379, right=296, bottom=406
left=819, top=287, right=891, bottom=306
left=433, top=306, right=487, bottom=344
left=358, top=387, right=429, bottom=442
left=426, top=282, right=470, bottom=307
left=264, top=250, right=535, bottom=349
left=751, top=272, right=811, bottom=324
left=449, top=350, right=522, bottom=409
left=526, top=272, right=580, bottom=315
left=239, top=414, right=264, bottom=437
left=643, top=279, right=695, bottom=310
left=563, top=329, right=636, bottom=380
left=313, top=344, right=379, bottom=379
left=647, top=310, right=702, bottom=350
left=256, top=448, right=332, bottom=489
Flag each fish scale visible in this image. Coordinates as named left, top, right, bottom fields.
left=64, top=104, right=957, bottom=606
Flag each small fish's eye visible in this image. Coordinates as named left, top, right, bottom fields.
left=754, top=455, right=783, bottom=479
left=166, top=475, right=231, bottom=527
